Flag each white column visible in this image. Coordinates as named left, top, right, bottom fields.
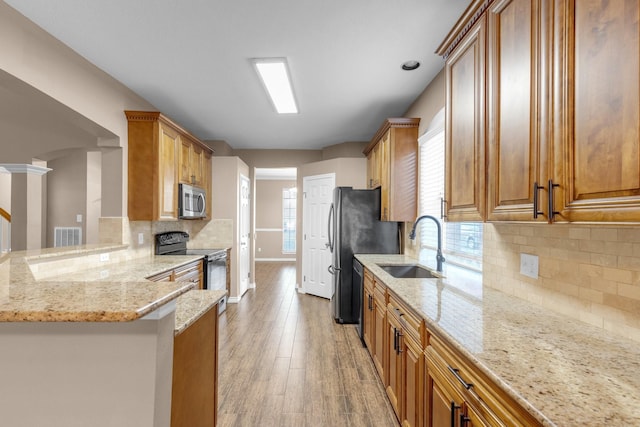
left=0, top=164, right=51, bottom=251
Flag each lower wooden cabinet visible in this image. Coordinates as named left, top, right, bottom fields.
left=373, top=282, right=387, bottom=382
left=171, top=303, right=219, bottom=427
left=426, top=334, right=540, bottom=427
left=386, top=293, right=424, bottom=427
left=360, top=268, right=542, bottom=427
left=363, top=269, right=375, bottom=352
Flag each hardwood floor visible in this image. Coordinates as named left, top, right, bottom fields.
left=217, top=261, right=398, bottom=427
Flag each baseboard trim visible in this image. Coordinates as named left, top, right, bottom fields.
left=255, top=258, right=296, bottom=262
left=227, top=296, right=241, bottom=304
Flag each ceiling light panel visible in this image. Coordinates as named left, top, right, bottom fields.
left=253, top=58, right=298, bottom=114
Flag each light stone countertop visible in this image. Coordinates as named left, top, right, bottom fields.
left=355, top=254, right=640, bottom=427
left=0, top=246, right=204, bottom=322
left=174, top=289, right=226, bottom=335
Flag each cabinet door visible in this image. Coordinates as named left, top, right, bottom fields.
left=386, top=312, right=402, bottom=421
left=191, top=144, right=204, bottom=186
left=179, top=139, right=191, bottom=184
left=158, top=123, right=179, bottom=220
left=426, top=355, right=465, bottom=427
left=402, top=334, right=423, bottom=427
left=553, top=0, right=640, bottom=222
left=363, top=271, right=375, bottom=352
left=373, top=288, right=387, bottom=382
left=445, top=15, right=486, bottom=222
left=487, top=0, right=550, bottom=221
left=204, top=150, right=212, bottom=219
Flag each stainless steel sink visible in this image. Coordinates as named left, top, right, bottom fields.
left=377, top=264, right=440, bottom=279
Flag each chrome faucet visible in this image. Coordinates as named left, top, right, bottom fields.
left=409, top=215, right=445, bottom=272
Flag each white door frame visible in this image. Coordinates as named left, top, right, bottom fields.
left=301, top=173, right=335, bottom=298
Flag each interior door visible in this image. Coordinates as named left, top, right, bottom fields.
left=302, top=173, right=335, bottom=299
left=239, top=174, right=250, bottom=296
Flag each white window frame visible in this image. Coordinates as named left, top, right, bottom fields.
left=282, top=187, right=297, bottom=254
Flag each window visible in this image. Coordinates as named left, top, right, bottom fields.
left=282, top=187, right=297, bottom=253
left=418, top=109, right=482, bottom=272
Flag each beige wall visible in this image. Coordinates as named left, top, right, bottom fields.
left=47, top=152, right=86, bottom=247
left=255, top=179, right=296, bottom=260
left=321, top=141, right=368, bottom=160
left=0, top=1, right=155, bottom=224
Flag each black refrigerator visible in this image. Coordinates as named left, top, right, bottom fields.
left=328, top=187, right=401, bottom=324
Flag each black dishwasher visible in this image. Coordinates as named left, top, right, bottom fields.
left=352, top=258, right=365, bottom=345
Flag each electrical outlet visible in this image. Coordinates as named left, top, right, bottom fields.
left=99, top=252, right=110, bottom=262
left=100, top=270, right=109, bottom=279
left=520, top=253, right=539, bottom=279
left=138, top=233, right=144, bottom=245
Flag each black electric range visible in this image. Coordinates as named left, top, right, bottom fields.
left=155, top=231, right=228, bottom=312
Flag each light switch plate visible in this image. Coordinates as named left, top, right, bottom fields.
left=138, top=233, right=144, bottom=245
left=76, top=214, right=82, bottom=223
left=520, top=253, right=539, bottom=279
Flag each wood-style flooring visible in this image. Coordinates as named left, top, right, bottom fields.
left=217, top=261, right=398, bottom=427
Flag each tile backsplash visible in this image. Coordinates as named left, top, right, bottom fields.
left=483, top=223, right=640, bottom=342
left=100, top=216, right=233, bottom=256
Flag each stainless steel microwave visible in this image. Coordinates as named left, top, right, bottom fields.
left=178, top=184, right=206, bottom=219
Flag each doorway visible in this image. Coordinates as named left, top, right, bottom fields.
left=301, top=173, right=335, bottom=299
left=239, top=174, right=250, bottom=296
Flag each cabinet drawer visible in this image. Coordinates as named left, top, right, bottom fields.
left=147, top=270, right=173, bottom=282
left=428, top=334, right=540, bottom=426
left=388, top=292, right=423, bottom=346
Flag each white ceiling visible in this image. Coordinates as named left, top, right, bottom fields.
left=5, top=0, right=468, bottom=150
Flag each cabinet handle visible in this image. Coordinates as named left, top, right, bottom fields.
left=397, top=330, right=403, bottom=354
left=533, top=182, right=545, bottom=219
left=447, top=366, right=473, bottom=390
left=393, top=327, right=398, bottom=351
left=440, top=197, right=447, bottom=219
left=548, top=179, right=560, bottom=222
left=368, top=295, right=373, bottom=311
left=460, top=414, right=471, bottom=426
left=450, top=402, right=461, bottom=427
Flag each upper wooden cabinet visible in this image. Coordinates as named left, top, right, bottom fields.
left=443, top=15, right=487, bottom=222
left=439, top=0, right=640, bottom=223
left=126, top=111, right=214, bottom=221
left=486, top=0, right=551, bottom=222
left=552, top=0, right=640, bottom=222
left=364, top=118, right=420, bottom=222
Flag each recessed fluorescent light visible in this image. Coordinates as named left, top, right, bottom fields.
left=253, top=58, right=298, bottom=114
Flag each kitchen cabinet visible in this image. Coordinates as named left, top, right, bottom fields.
left=386, top=292, right=424, bottom=427
left=550, top=0, right=640, bottom=222
left=179, top=135, right=205, bottom=187
left=439, top=0, right=640, bottom=223
left=425, top=333, right=540, bottom=427
left=171, top=301, right=219, bottom=427
left=441, top=14, right=486, bottom=222
left=363, top=269, right=388, bottom=385
left=372, top=278, right=388, bottom=382
left=486, top=0, right=551, bottom=222
left=363, top=268, right=375, bottom=352
left=126, top=111, right=214, bottom=221
left=147, top=259, right=204, bottom=290
left=363, top=118, right=420, bottom=222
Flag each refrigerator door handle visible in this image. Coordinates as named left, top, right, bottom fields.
left=328, top=265, right=341, bottom=274
left=326, top=203, right=334, bottom=252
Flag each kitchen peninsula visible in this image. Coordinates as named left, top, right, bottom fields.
left=0, top=245, right=225, bottom=427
